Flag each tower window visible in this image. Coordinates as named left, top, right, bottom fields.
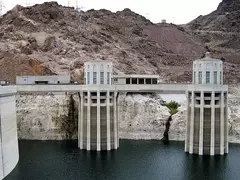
left=93, top=72, right=97, bottom=84
left=100, top=72, right=104, bottom=84
left=146, top=78, right=151, bottom=84
left=152, top=78, right=157, bottom=84
left=132, top=78, right=137, bottom=84
left=139, top=78, right=144, bottom=84
left=107, top=72, right=110, bottom=84
left=194, top=72, right=196, bottom=84
left=87, top=72, right=90, bottom=84
left=214, top=71, right=217, bottom=84
left=206, top=71, right=210, bottom=84
left=220, top=72, right=222, bottom=84
left=198, top=71, right=202, bottom=84
left=114, top=78, right=118, bottom=83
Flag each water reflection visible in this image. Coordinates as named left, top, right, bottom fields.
left=184, top=154, right=228, bottom=180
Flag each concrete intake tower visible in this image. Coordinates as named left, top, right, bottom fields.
left=78, top=61, right=119, bottom=151
left=185, top=52, right=228, bottom=155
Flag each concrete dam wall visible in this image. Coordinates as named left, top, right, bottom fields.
left=0, top=93, right=19, bottom=179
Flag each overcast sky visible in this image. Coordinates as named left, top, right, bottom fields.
left=3, top=0, right=222, bottom=24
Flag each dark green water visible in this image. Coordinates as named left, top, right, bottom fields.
left=5, top=140, right=240, bottom=180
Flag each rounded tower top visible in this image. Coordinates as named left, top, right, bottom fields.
left=192, top=52, right=223, bottom=85
left=84, top=60, right=113, bottom=85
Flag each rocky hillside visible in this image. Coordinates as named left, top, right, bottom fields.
left=185, top=0, right=240, bottom=83
left=187, top=0, right=240, bottom=32
left=0, top=1, right=204, bottom=83
left=0, top=0, right=239, bottom=83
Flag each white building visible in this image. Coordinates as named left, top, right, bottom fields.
left=161, top=19, right=167, bottom=23
left=84, top=61, right=113, bottom=85
left=16, top=76, right=70, bottom=85
left=185, top=52, right=228, bottom=155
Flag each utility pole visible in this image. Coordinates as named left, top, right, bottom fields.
left=76, top=0, right=83, bottom=11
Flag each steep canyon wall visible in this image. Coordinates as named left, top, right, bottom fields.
left=16, top=93, right=78, bottom=140
left=16, top=93, right=240, bottom=143
left=16, top=93, right=171, bottom=140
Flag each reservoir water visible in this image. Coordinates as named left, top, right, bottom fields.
left=5, top=140, right=240, bottom=180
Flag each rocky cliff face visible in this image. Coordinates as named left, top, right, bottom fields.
left=16, top=92, right=240, bottom=143
left=168, top=103, right=186, bottom=141
left=227, top=96, right=240, bottom=143
left=218, top=0, right=240, bottom=14
left=118, top=93, right=170, bottom=139
left=187, top=0, right=240, bottom=32
left=16, top=93, right=171, bottom=140
left=16, top=93, right=78, bottom=140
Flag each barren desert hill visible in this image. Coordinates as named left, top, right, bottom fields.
left=187, top=0, right=240, bottom=33
left=0, top=1, right=205, bottom=83
left=1, top=0, right=240, bottom=84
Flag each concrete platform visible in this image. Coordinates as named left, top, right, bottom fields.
left=16, top=84, right=189, bottom=93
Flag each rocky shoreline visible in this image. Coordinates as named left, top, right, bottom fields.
left=16, top=93, right=240, bottom=144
